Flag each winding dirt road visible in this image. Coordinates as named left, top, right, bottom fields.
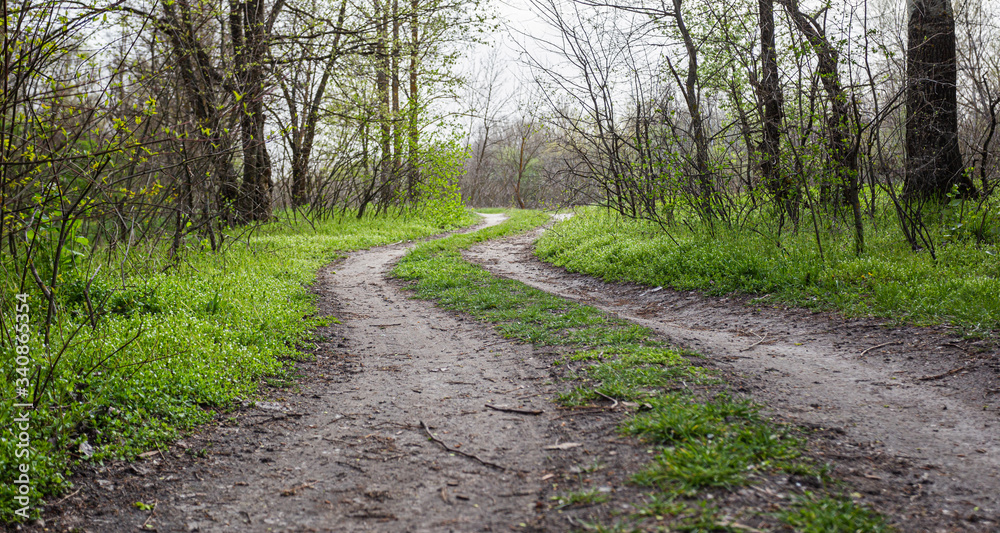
left=25, top=215, right=1000, bottom=532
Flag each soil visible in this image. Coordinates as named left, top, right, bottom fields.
left=11, top=215, right=999, bottom=532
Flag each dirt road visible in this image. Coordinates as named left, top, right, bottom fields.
left=33, top=215, right=588, bottom=532
left=24, top=215, right=1000, bottom=532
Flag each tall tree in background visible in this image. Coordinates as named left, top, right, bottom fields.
left=231, top=0, right=282, bottom=221
left=376, top=0, right=392, bottom=203
left=408, top=0, right=420, bottom=196
left=278, top=0, right=349, bottom=207
left=904, top=0, right=976, bottom=200
left=757, top=0, right=790, bottom=219
left=154, top=0, right=241, bottom=224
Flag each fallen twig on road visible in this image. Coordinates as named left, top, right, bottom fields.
left=593, top=391, right=619, bottom=409
left=740, top=331, right=768, bottom=352
left=140, top=500, right=158, bottom=530
left=49, top=488, right=81, bottom=507
left=860, top=341, right=902, bottom=357
left=485, top=403, right=543, bottom=415
left=281, top=480, right=319, bottom=496
left=917, top=365, right=968, bottom=381
left=419, top=420, right=509, bottom=471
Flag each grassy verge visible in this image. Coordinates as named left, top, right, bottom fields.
left=0, top=209, right=474, bottom=522
left=535, top=208, right=1000, bottom=334
left=393, top=210, right=888, bottom=531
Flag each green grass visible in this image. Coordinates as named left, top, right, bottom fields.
left=0, top=208, right=474, bottom=522
left=392, top=209, right=886, bottom=530
left=536, top=207, right=1000, bottom=333
left=552, top=488, right=611, bottom=509
left=779, top=492, right=889, bottom=532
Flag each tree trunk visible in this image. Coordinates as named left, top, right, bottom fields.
left=391, top=0, right=403, bottom=196
left=287, top=0, right=348, bottom=208
left=375, top=0, right=392, bottom=203
left=407, top=0, right=420, bottom=197
left=230, top=0, right=276, bottom=222
left=671, top=0, right=714, bottom=219
left=161, top=0, right=239, bottom=223
left=758, top=0, right=793, bottom=220
left=904, top=0, right=975, bottom=200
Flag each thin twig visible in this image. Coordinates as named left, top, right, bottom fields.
left=49, top=488, right=81, bottom=507
left=918, top=365, right=968, bottom=381
left=593, top=391, right=619, bottom=409
left=140, top=500, right=158, bottom=530
left=371, top=323, right=401, bottom=327
left=552, top=409, right=607, bottom=420
left=940, top=343, right=968, bottom=353
left=419, top=420, right=508, bottom=471
left=485, top=403, right=543, bottom=415
left=281, top=480, right=319, bottom=496
left=740, top=332, right=768, bottom=352
left=715, top=521, right=765, bottom=533
left=860, top=341, right=902, bottom=357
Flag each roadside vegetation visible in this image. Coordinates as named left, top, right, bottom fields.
left=537, top=206, right=1000, bottom=335
left=0, top=209, right=472, bottom=522
left=394, top=213, right=889, bottom=531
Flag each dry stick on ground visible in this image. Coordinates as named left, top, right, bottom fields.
left=419, top=420, right=510, bottom=471
left=485, top=403, right=543, bottom=415
left=140, top=500, right=158, bottom=530
left=716, top=520, right=765, bottom=533
left=918, top=365, right=969, bottom=381
left=49, top=488, right=81, bottom=507
left=281, top=480, right=319, bottom=496
left=740, top=331, right=768, bottom=352
left=860, top=341, right=903, bottom=357
left=940, top=342, right=967, bottom=351
left=593, top=391, right=619, bottom=409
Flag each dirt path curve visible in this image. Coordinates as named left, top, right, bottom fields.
left=465, top=227, right=1000, bottom=521
left=24, top=215, right=999, bottom=532
left=38, top=214, right=602, bottom=533
left=134, top=213, right=574, bottom=532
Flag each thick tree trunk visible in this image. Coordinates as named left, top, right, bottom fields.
left=230, top=0, right=275, bottom=222
left=672, top=0, right=714, bottom=218
left=391, top=0, right=403, bottom=196
left=287, top=0, right=347, bottom=207
left=904, top=0, right=975, bottom=200
left=161, top=0, right=239, bottom=223
left=758, top=0, right=794, bottom=220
